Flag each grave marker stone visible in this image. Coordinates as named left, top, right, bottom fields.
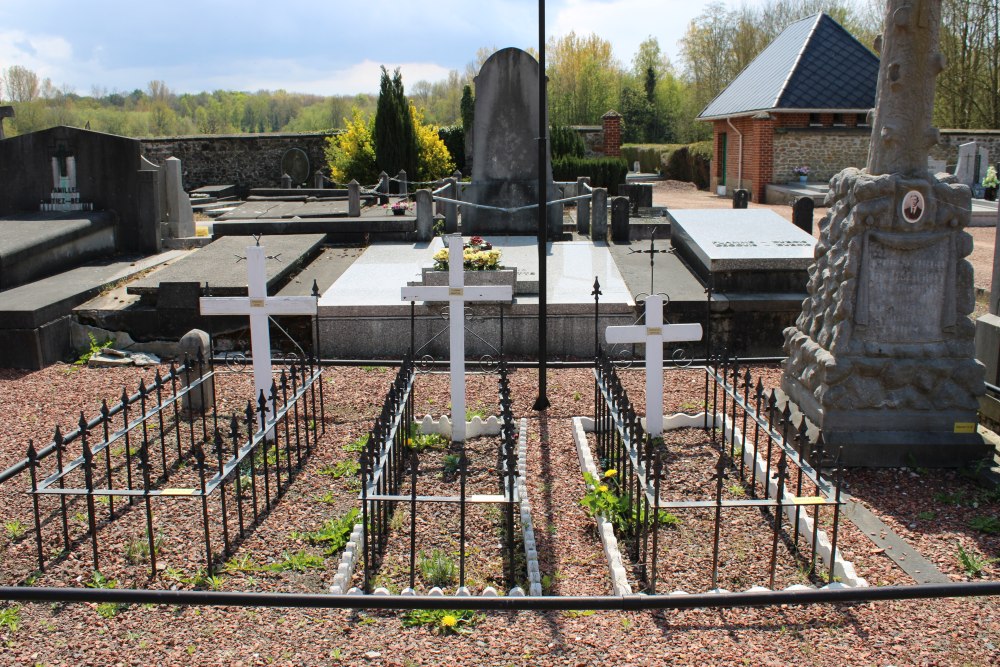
left=400, top=235, right=512, bottom=442
left=199, top=240, right=318, bottom=431
left=733, top=189, right=750, bottom=209
left=955, top=141, right=988, bottom=187
left=782, top=0, right=988, bottom=466
left=605, top=295, right=702, bottom=436
left=462, top=48, right=562, bottom=236
left=280, top=148, right=310, bottom=186
left=792, top=197, right=814, bottom=234
left=611, top=196, right=630, bottom=243
left=164, top=157, right=195, bottom=238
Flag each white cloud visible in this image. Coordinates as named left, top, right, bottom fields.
left=0, top=30, right=75, bottom=79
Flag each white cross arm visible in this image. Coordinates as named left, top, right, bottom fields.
left=401, top=285, right=512, bottom=302
left=199, top=295, right=317, bottom=316
left=605, top=322, right=703, bottom=345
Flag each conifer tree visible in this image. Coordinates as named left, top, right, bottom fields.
left=374, top=66, right=418, bottom=181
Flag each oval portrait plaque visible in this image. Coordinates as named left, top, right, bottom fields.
left=900, top=190, right=924, bottom=224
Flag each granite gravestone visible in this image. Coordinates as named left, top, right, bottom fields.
left=954, top=141, right=988, bottom=188
left=669, top=209, right=815, bottom=292
left=781, top=0, right=988, bottom=467
left=462, top=48, right=562, bottom=237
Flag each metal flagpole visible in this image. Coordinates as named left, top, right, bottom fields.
left=533, top=0, right=551, bottom=411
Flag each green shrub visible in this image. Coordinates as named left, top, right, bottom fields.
left=552, top=156, right=628, bottom=195
left=621, top=144, right=666, bottom=173
left=550, top=125, right=585, bottom=159
left=418, top=549, right=457, bottom=587
left=438, top=124, right=465, bottom=173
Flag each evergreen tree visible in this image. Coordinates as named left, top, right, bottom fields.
left=374, top=66, right=418, bottom=181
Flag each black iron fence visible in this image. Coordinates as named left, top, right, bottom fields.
left=0, top=354, right=325, bottom=578
left=358, top=355, right=521, bottom=593
left=591, top=349, right=846, bottom=593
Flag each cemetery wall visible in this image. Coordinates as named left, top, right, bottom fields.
left=139, top=132, right=338, bottom=192
left=933, top=130, right=1000, bottom=166
left=772, top=129, right=870, bottom=183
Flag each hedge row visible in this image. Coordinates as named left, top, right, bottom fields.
left=621, top=141, right=713, bottom=189
left=552, top=156, right=629, bottom=196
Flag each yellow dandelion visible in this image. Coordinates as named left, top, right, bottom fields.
left=598, top=484, right=609, bottom=493
left=441, top=614, right=458, bottom=628
left=604, top=469, right=617, bottom=478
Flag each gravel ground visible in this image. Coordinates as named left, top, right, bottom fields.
left=0, top=364, right=998, bottom=665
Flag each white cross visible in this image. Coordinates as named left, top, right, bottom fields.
left=401, top=235, right=512, bottom=442
left=199, top=243, right=318, bottom=430
left=605, top=295, right=702, bottom=437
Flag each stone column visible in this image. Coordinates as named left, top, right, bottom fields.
left=415, top=189, right=433, bottom=242
left=179, top=329, right=214, bottom=414
left=591, top=187, right=608, bottom=241
left=313, top=170, right=325, bottom=189
left=165, top=156, right=195, bottom=238
left=577, top=176, right=591, bottom=234
left=397, top=170, right=408, bottom=197
left=378, top=172, right=389, bottom=205
left=281, top=173, right=292, bottom=189
left=348, top=180, right=361, bottom=217
left=610, top=196, right=630, bottom=243
left=445, top=177, right=459, bottom=234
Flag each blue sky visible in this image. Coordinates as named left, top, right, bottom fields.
left=0, top=0, right=762, bottom=96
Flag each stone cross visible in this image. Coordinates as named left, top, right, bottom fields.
left=401, top=235, right=512, bottom=442
left=199, top=242, right=318, bottom=429
left=605, top=294, right=702, bottom=437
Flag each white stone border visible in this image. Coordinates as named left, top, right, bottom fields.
left=573, top=411, right=867, bottom=592
left=329, top=418, right=534, bottom=598
left=412, top=414, right=502, bottom=439
left=572, top=416, right=633, bottom=596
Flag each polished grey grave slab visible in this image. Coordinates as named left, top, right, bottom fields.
left=128, top=234, right=326, bottom=297
left=669, top=209, right=816, bottom=276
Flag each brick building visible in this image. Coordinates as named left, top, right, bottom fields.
left=698, top=12, right=879, bottom=203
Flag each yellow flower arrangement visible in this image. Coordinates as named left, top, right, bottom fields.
left=432, top=240, right=502, bottom=271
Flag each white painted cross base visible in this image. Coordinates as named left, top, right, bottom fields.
left=401, top=235, right=512, bottom=442
left=605, top=295, right=702, bottom=437
left=200, top=243, right=317, bottom=437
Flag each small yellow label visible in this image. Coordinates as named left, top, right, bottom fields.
left=790, top=496, right=825, bottom=506
left=161, top=488, right=196, bottom=496
left=647, top=327, right=662, bottom=336
left=954, top=422, right=977, bottom=434
left=449, top=287, right=463, bottom=297
left=250, top=298, right=266, bottom=307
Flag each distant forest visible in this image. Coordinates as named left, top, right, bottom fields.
left=1, top=1, right=996, bottom=142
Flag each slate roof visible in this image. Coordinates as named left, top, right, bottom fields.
left=698, top=13, right=879, bottom=120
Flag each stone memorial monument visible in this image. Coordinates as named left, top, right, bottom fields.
left=461, top=48, right=562, bottom=237
left=781, top=0, right=989, bottom=466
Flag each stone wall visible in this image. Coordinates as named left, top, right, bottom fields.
left=772, top=129, right=870, bottom=184
left=933, top=130, right=1000, bottom=167
left=139, top=132, right=337, bottom=192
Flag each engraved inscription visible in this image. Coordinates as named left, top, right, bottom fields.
left=862, top=236, right=948, bottom=343
left=712, top=241, right=757, bottom=247
left=249, top=298, right=266, bottom=308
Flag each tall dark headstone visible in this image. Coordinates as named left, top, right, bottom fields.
left=791, top=197, right=814, bottom=234
left=610, top=196, right=630, bottom=243
left=462, top=48, right=562, bottom=236
left=781, top=0, right=988, bottom=467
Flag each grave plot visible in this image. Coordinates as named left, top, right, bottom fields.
left=336, top=356, right=531, bottom=595
left=0, top=353, right=325, bottom=583
left=573, top=351, right=862, bottom=595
